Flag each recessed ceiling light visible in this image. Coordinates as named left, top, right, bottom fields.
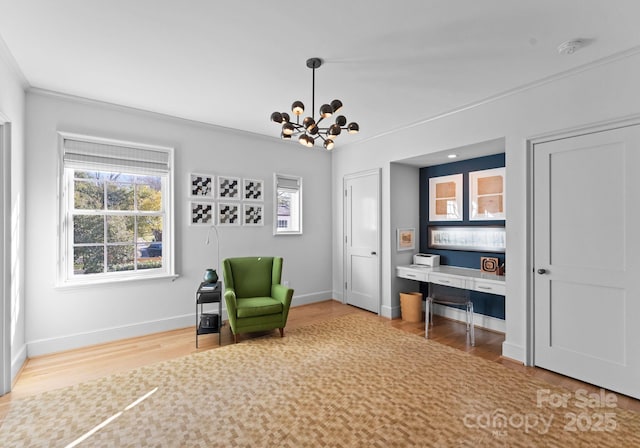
left=447, top=154, right=458, bottom=159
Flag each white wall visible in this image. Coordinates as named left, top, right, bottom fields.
left=0, top=38, right=27, bottom=385
left=24, top=90, right=333, bottom=356
left=332, top=49, right=640, bottom=363
left=388, top=163, right=420, bottom=317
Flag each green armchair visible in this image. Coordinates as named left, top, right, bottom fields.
left=222, top=257, right=294, bottom=343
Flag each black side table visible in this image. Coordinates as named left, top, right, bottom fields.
left=196, top=281, right=222, bottom=348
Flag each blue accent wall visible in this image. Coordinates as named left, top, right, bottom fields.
left=419, top=153, right=505, bottom=319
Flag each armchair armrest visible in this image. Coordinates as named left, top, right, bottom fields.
left=272, top=284, right=294, bottom=307
left=224, top=288, right=238, bottom=326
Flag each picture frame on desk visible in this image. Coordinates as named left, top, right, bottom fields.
left=397, top=228, right=415, bottom=251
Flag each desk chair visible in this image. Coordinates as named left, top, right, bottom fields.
left=426, top=294, right=475, bottom=346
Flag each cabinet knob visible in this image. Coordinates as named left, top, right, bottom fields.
left=537, top=268, right=547, bottom=275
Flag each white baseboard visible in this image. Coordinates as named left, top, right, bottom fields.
left=501, top=341, right=525, bottom=363
left=26, top=291, right=333, bottom=357
left=11, top=343, right=27, bottom=383
left=27, top=314, right=196, bottom=357
left=381, top=304, right=401, bottom=319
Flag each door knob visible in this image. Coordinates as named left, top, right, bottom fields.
left=537, top=268, right=547, bottom=274
left=371, top=251, right=377, bottom=255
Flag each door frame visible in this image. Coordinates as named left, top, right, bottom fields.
left=526, top=113, right=640, bottom=367
left=343, top=168, right=381, bottom=314
left=0, top=120, right=11, bottom=395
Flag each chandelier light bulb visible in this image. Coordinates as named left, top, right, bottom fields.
left=335, top=115, right=347, bottom=127
left=347, top=122, right=359, bottom=134
left=292, top=101, right=305, bottom=116
left=324, top=139, right=335, bottom=150
left=303, top=117, right=316, bottom=131
left=270, top=111, right=283, bottom=123
left=282, top=122, right=295, bottom=135
left=320, top=104, right=333, bottom=118
left=330, top=99, right=343, bottom=113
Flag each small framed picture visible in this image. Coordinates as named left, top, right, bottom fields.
left=243, top=178, right=264, bottom=201
left=189, top=201, right=214, bottom=226
left=217, top=202, right=240, bottom=226
left=189, top=173, right=214, bottom=198
left=243, top=203, right=264, bottom=226
left=217, top=176, right=240, bottom=200
left=397, top=228, right=415, bottom=251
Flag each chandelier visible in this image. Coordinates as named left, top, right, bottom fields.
left=270, top=57, right=359, bottom=150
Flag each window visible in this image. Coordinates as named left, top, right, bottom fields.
left=58, top=133, right=174, bottom=285
left=274, top=173, right=302, bottom=235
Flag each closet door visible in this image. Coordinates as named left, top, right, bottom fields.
left=533, top=124, right=640, bottom=399
left=344, top=169, right=380, bottom=314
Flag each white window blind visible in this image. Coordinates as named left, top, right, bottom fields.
left=63, top=137, right=171, bottom=175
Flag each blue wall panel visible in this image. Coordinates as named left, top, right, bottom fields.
left=419, top=153, right=505, bottom=319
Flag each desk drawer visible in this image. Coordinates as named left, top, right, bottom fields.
left=396, top=267, right=428, bottom=282
left=473, top=280, right=506, bottom=296
left=429, top=273, right=466, bottom=289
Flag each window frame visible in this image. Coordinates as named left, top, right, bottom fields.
left=273, top=173, right=303, bottom=235
left=57, top=132, right=176, bottom=287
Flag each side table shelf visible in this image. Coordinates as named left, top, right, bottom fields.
left=196, top=281, right=222, bottom=348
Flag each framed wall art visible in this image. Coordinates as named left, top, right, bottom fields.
left=243, top=178, right=264, bottom=201
left=397, top=228, right=415, bottom=251
left=217, top=202, right=240, bottom=226
left=189, top=201, right=214, bottom=226
left=243, top=203, right=264, bottom=226
left=189, top=173, right=214, bottom=198
left=217, top=175, right=240, bottom=200
left=428, top=226, right=506, bottom=253
left=429, top=173, right=462, bottom=221
left=469, top=167, right=505, bottom=220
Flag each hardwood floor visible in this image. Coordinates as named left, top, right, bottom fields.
left=1, top=300, right=639, bottom=422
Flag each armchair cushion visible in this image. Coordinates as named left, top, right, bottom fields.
left=236, top=297, right=283, bottom=318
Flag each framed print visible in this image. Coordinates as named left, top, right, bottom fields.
left=189, top=201, right=213, bottom=226
left=217, top=202, right=240, bottom=226
left=243, top=203, right=264, bottom=226
left=428, top=226, right=506, bottom=253
left=189, top=173, right=214, bottom=198
left=217, top=175, right=240, bottom=200
left=469, top=167, right=505, bottom=220
left=429, top=174, right=462, bottom=221
left=397, top=228, right=415, bottom=251
left=243, top=178, right=264, bottom=201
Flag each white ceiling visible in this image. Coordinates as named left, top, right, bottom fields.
left=1, top=0, right=639, bottom=150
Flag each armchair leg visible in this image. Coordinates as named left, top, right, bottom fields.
left=279, top=328, right=284, bottom=338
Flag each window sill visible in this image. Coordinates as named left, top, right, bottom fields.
left=55, top=272, right=179, bottom=290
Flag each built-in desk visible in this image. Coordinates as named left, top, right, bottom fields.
left=396, top=265, right=506, bottom=345
left=397, top=265, right=505, bottom=295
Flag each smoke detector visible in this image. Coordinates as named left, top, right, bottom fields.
left=557, top=40, right=583, bottom=55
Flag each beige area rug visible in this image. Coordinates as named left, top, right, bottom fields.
left=1, top=315, right=639, bottom=447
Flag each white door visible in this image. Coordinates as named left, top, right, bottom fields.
left=0, top=122, right=11, bottom=395
left=533, top=124, right=640, bottom=399
left=344, top=170, right=380, bottom=313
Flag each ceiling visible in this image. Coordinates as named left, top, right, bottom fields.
left=1, top=0, right=639, bottom=150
